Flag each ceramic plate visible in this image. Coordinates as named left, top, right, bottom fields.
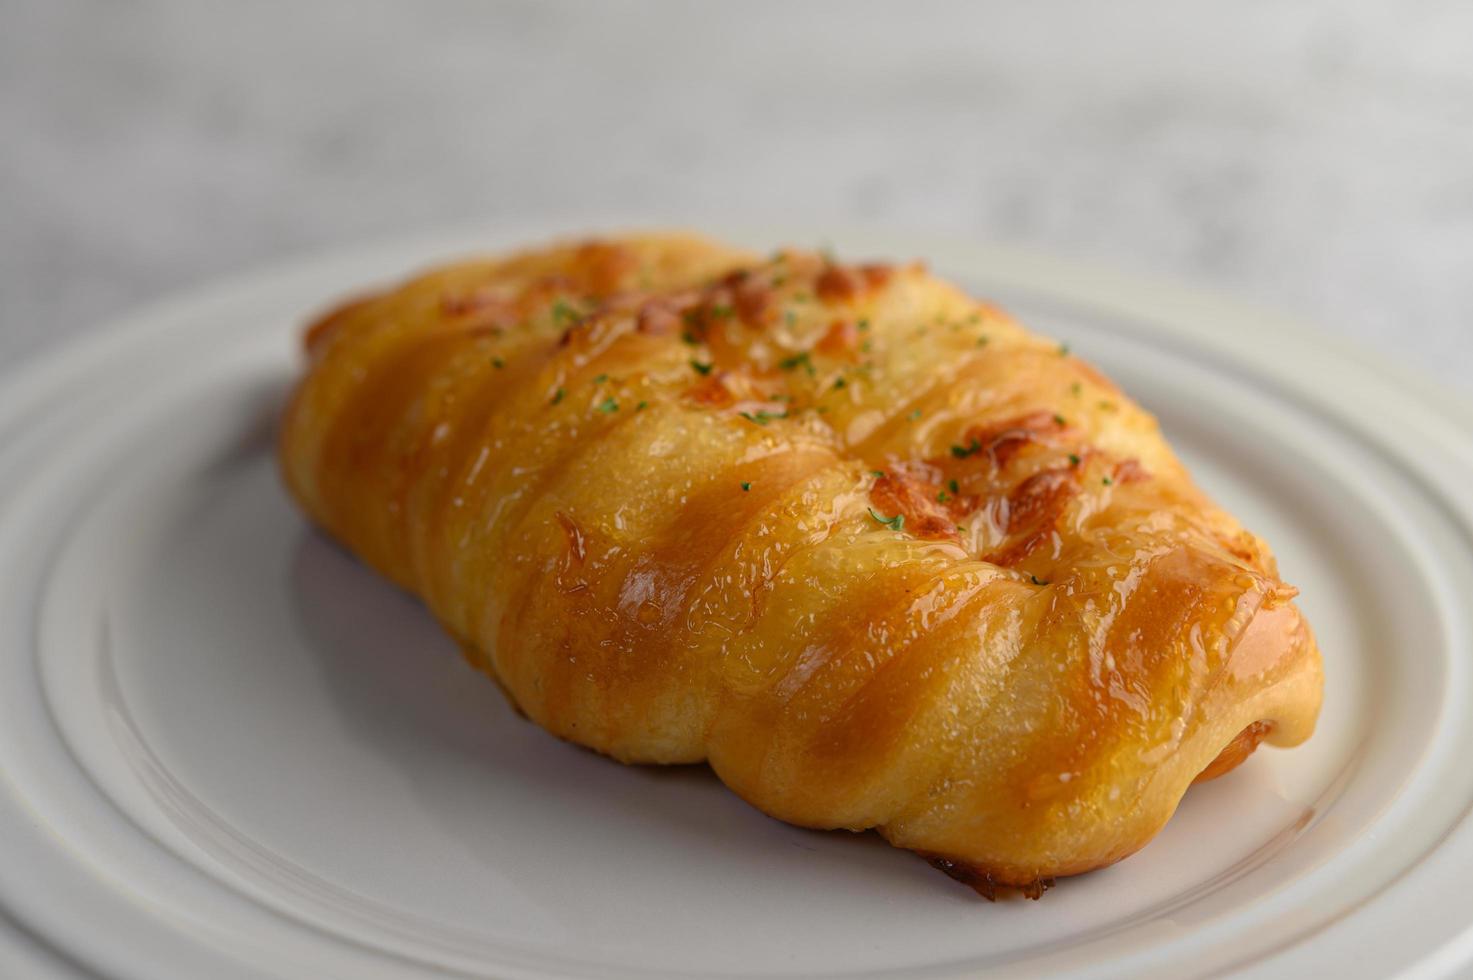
left=3, top=225, right=1472, bottom=980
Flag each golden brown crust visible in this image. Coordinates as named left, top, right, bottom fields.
left=278, top=232, right=1323, bottom=893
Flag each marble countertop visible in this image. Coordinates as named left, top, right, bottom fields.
left=4, top=0, right=1471, bottom=395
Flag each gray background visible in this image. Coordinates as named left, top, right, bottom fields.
left=4, top=0, right=1471, bottom=392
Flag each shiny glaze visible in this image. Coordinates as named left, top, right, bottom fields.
left=279, top=233, right=1323, bottom=894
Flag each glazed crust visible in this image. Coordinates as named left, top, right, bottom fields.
left=278, top=233, right=1323, bottom=895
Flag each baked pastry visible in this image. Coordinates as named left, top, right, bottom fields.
left=279, top=233, right=1322, bottom=897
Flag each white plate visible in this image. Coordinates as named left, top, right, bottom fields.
left=3, top=224, right=1473, bottom=980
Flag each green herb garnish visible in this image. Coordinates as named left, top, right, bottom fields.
left=779, top=351, right=815, bottom=375
left=597, top=397, right=619, bottom=413
left=868, top=508, right=904, bottom=531
left=951, top=438, right=982, bottom=459
left=690, top=359, right=714, bottom=375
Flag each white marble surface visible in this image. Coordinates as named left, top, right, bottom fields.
left=4, top=0, right=1471, bottom=393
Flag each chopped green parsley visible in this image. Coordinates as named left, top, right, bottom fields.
left=868, top=508, right=904, bottom=531
left=779, top=351, right=815, bottom=375
left=951, top=438, right=982, bottom=459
